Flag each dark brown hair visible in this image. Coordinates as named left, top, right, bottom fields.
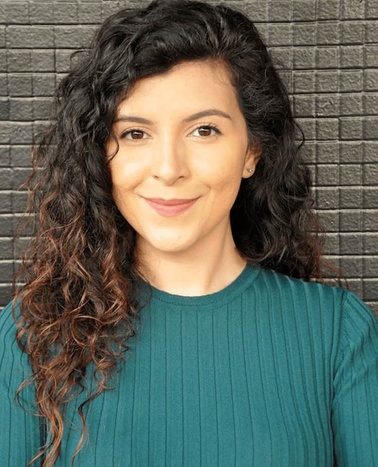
left=14, top=0, right=335, bottom=465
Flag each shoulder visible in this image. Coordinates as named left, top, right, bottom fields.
left=246, top=265, right=377, bottom=355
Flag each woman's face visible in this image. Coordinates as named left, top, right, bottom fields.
left=107, top=60, right=259, bottom=258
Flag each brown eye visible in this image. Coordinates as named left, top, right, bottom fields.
left=121, top=129, right=146, bottom=140
left=192, top=125, right=221, bottom=137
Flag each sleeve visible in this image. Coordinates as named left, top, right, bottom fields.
left=0, top=301, right=42, bottom=467
left=332, top=290, right=378, bottom=467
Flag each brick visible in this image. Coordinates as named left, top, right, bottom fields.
left=0, top=168, right=13, bottom=189
left=0, top=262, right=14, bottom=279
left=12, top=168, right=30, bottom=190
left=0, top=146, right=10, bottom=166
left=32, top=74, right=56, bottom=96
left=7, top=50, right=32, bottom=73
left=0, top=74, right=7, bottom=96
left=340, top=233, right=363, bottom=255
left=323, top=233, right=339, bottom=255
left=9, top=122, right=33, bottom=144
left=0, top=192, right=12, bottom=213
left=364, top=280, right=378, bottom=301
left=317, top=164, right=339, bottom=185
left=8, top=74, right=32, bottom=97
left=296, top=117, right=315, bottom=140
left=0, top=26, right=5, bottom=48
left=340, top=21, right=364, bottom=44
left=340, top=164, right=362, bottom=185
left=14, top=237, right=30, bottom=259
left=366, top=21, right=378, bottom=43
left=293, top=0, right=316, bottom=20
left=340, top=256, right=363, bottom=276
left=0, top=51, right=6, bottom=73
left=29, top=3, right=54, bottom=23
left=300, top=142, right=316, bottom=163
left=32, top=50, right=55, bottom=73
left=340, top=187, right=363, bottom=208
left=365, top=46, right=378, bottom=68
left=293, top=95, right=315, bottom=117
left=364, top=234, right=378, bottom=254
left=316, top=95, right=338, bottom=117
left=79, top=3, right=103, bottom=23
left=245, top=1, right=268, bottom=22
left=364, top=142, right=378, bottom=162
left=316, top=22, right=339, bottom=45
left=267, top=0, right=292, bottom=21
left=54, top=25, right=96, bottom=49
left=7, top=26, right=54, bottom=49
left=317, top=211, right=339, bottom=232
left=55, top=49, right=73, bottom=73
left=32, top=98, right=51, bottom=120
left=363, top=164, right=378, bottom=184
left=364, top=70, right=378, bottom=91
left=12, top=192, right=28, bottom=213
left=340, top=93, right=363, bottom=116
left=364, top=188, right=378, bottom=208
left=317, top=0, right=339, bottom=20
left=53, top=3, right=79, bottom=23
left=316, top=47, right=339, bottom=69
left=363, top=117, right=378, bottom=139
left=293, top=23, right=315, bottom=46
left=340, top=210, right=362, bottom=231
left=10, top=146, right=32, bottom=167
left=3, top=3, right=29, bottom=24
left=340, top=71, right=363, bottom=92
left=0, top=122, right=11, bottom=144
left=294, top=71, right=316, bottom=93
left=270, top=48, right=293, bottom=69
left=367, top=0, right=378, bottom=18
left=364, top=257, right=378, bottom=277
left=364, top=211, right=378, bottom=231
left=339, top=142, right=363, bottom=163
left=9, top=98, right=33, bottom=121
left=340, top=117, right=363, bottom=140
left=0, top=215, right=14, bottom=236
left=317, top=142, right=340, bottom=163
left=268, top=23, right=292, bottom=46
left=316, top=187, right=339, bottom=208
left=0, top=98, right=9, bottom=120
left=316, top=118, right=339, bottom=141
left=340, top=46, right=364, bottom=69
left=0, top=238, right=12, bottom=259
left=341, top=0, right=365, bottom=19
left=316, top=71, right=338, bottom=93
left=293, top=47, right=315, bottom=69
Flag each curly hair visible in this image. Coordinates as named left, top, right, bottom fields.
left=13, top=0, right=335, bottom=465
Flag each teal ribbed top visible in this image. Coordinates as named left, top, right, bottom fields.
left=1, top=264, right=378, bottom=466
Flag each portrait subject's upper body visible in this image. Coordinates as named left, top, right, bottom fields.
left=0, top=0, right=377, bottom=466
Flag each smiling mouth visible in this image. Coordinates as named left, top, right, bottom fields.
left=144, top=197, right=198, bottom=217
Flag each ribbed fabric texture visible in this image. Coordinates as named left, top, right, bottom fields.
left=1, top=264, right=378, bottom=467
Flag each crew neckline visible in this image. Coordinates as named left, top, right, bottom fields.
left=139, top=262, right=260, bottom=308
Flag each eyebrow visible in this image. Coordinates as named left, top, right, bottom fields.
left=114, top=108, right=232, bottom=125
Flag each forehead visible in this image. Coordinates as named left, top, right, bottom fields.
left=116, top=60, right=239, bottom=115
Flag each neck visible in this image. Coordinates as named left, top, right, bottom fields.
left=136, top=225, right=247, bottom=296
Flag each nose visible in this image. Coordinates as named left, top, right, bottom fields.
left=151, top=135, right=188, bottom=185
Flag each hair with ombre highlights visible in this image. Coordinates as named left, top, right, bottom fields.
left=14, top=1, right=337, bottom=465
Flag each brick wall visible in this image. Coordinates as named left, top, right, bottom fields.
left=0, top=0, right=377, bottom=314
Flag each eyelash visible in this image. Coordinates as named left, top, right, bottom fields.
left=119, top=124, right=222, bottom=140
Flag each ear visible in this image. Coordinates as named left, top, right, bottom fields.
left=242, top=143, right=261, bottom=179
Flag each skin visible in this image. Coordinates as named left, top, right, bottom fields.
left=107, top=60, right=260, bottom=295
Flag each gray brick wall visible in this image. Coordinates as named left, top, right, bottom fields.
left=0, top=0, right=377, bottom=314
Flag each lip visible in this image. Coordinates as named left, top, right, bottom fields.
left=144, top=197, right=198, bottom=217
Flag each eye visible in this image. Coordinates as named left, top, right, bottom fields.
left=120, top=129, right=149, bottom=140
left=191, top=125, right=221, bottom=137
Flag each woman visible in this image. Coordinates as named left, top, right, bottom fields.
left=0, top=0, right=377, bottom=466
